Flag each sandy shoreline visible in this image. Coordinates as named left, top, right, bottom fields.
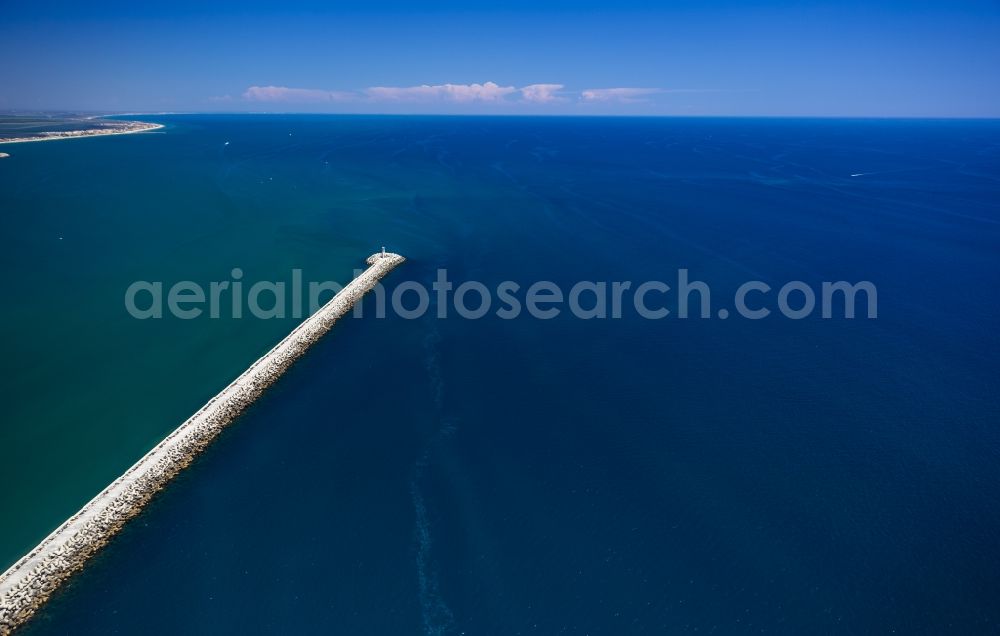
left=0, top=122, right=164, bottom=145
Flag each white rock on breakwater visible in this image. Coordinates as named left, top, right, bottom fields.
left=0, top=252, right=405, bottom=635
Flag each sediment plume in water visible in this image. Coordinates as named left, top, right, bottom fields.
left=0, top=252, right=405, bottom=635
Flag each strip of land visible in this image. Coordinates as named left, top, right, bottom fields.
left=0, top=121, right=163, bottom=145
left=0, top=252, right=405, bottom=635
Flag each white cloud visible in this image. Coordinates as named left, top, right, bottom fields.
left=580, top=87, right=663, bottom=103
left=519, top=84, right=565, bottom=103
left=240, top=82, right=686, bottom=108
left=242, top=86, right=356, bottom=103
left=365, top=81, right=517, bottom=102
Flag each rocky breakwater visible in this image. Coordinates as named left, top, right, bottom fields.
left=0, top=252, right=405, bottom=635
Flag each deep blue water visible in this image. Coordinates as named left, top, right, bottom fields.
left=16, top=115, right=1000, bottom=634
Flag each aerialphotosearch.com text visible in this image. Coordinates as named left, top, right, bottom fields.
left=125, top=268, right=877, bottom=321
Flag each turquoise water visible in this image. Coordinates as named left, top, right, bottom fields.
left=3, top=115, right=1000, bottom=633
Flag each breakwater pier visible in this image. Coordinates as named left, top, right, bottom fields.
left=0, top=251, right=405, bottom=635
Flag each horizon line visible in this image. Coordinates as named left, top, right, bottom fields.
left=97, top=111, right=1000, bottom=121
left=3, top=110, right=1000, bottom=121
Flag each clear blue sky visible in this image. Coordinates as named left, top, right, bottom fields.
left=1, top=0, right=998, bottom=117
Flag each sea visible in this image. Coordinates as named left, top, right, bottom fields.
left=1, top=115, right=998, bottom=634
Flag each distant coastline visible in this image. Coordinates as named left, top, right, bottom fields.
left=0, top=121, right=163, bottom=145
